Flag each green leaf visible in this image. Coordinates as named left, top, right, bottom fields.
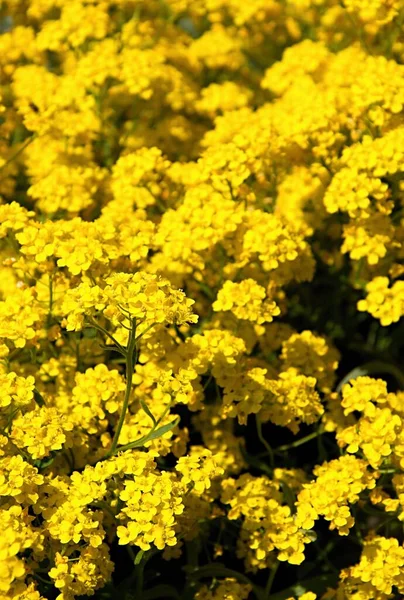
left=83, top=327, right=97, bottom=339
left=268, top=574, right=338, bottom=600
left=138, top=417, right=180, bottom=445
left=35, top=454, right=56, bottom=471
left=336, top=360, right=404, bottom=393
left=280, top=480, right=296, bottom=515
left=140, top=399, right=157, bottom=426
left=117, top=417, right=180, bottom=452
left=143, top=585, right=180, bottom=599
left=33, top=388, right=46, bottom=407
left=240, top=444, right=272, bottom=476
left=302, top=529, right=317, bottom=542
left=186, top=564, right=266, bottom=600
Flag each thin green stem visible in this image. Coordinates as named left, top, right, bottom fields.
left=377, top=468, right=398, bottom=475
left=265, top=560, right=279, bottom=598
left=47, top=274, right=54, bottom=328
left=93, top=500, right=116, bottom=520
left=135, top=549, right=147, bottom=599
left=135, top=322, right=157, bottom=342
left=275, top=429, right=323, bottom=453
left=87, top=319, right=126, bottom=355
left=127, top=544, right=137, bottom=562
left=63, top=450, right=73, bottom=472
left=106, top=318, right=137, bottom=457
left=34, top=573, right=51, bottom=585
left=256, top=415, right=274, bottom=468
left=0, top=134, right=37, bottom=175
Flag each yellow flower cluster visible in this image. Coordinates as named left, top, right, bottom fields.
left=295, top=455, right=377, bottom=535
left=0, top=0, right=404, bottom=598
left=337, top=536, right=404, bottom=598
left=10, top=406, right=74, bottom=460
left=62, top=271, right=198, bottom=331
left=335, top=377, right=404, bottom=469
left=222, top=473, right=310, bottom=569
left=195, top=578, right=251, bottom=600
left=213, top=279, right=280, bottom=324
left=358, top=276, right=404, bottom=325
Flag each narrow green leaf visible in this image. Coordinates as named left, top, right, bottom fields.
left=35, top=455, right=56, bottom=471
left=33, top=388, right=46, bottom=407
left=186, top=564, right=266, bottom=600
left=140, top=399, right=157, bottom=426
left=117, top=417, right=180, bottom=452
left=143, top=585, right=180, bottom=599
left=280, top=480, right=296, bottom=515
left=143, top=417, right=180, bottom=443
left=268, top=573, right=338, bottom=600
left=83, top=327, right=97, bottom=339
left=336, top=360, right=404, bottom=393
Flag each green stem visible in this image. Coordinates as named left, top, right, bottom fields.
left=265, top=560, right=279, bottom=598
left=0, top=134, right=37, bottom=175
left=135, top=550, right=147, bottom=600
left=87, top=320, right=126, bottom=355
left=256, top=416, right=274, bottom=468
left=34, top=573, right=51, bottom=585
left=135, top=322, right=157, bottom=342
left=126, top=545, right=137, bottom=562
left=106, top=318, right=137, bottom=457
left=47, top=274, right=54, bottom=328
left=275, top=429, right=323, bottom=453
left=63, top=450, right=73, bottom=472
left=93, top=500, right=116, bottom=520
left=377, top=468, right=398, bottom=474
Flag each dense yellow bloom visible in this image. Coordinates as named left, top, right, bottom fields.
left=1, top=0, right=404, bottom=597
left=111, top=147, right=171, bottom=210
left=222, top=473, right=311, bottom=568
left=343, top=0, right=404, bottom=25
left=0, top=455, right=43, bottom=505
left=11, top=406, right=75, bottom=460
left=0, top=287, right=43, bottom=349
left=262, top=368, right=324, bottom=433
left=0, top=505, right=42, bottom=599
left=280, top=330, right=340, bottom=393
left=117, top=470, right=185, bottom=550
left=195, top=578, right=251, bottom=600
left=340, top=376, right=389, bottom=415
left=341, top=536, right=404, bottom=597
left=358, top=276, right=404, bottom=325
left=213, top=279, right=280, bottom=324
left=49, top=544, right=114, bottom=600
left=338, top=406, right=401, bottom=467
left=62, top=272, right=197, bottom=331
left=296, top=456, right=377, bottom=534
left=0, top=373, right=35, bottom=409
left=341, top=213, right=396, bottom=265
left=70, top=365, right=126, bottom=434
left=175, top=447, right=224, bottom=494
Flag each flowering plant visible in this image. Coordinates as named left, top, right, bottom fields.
left=1, top=0, right=404, bottom=599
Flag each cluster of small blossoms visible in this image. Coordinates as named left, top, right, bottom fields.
left=358, top=277, right=404, bottom=326
left=221, top=473, right=311, bottom=569
left=336, top=536, right=404, bottom=598
left=295, top=455, right=378, bottom=535
left=195, top=578, right=251, bottom=600
left=0, top=0, right=404, bottom=598
left=213, top=279, right=281, bottom=324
